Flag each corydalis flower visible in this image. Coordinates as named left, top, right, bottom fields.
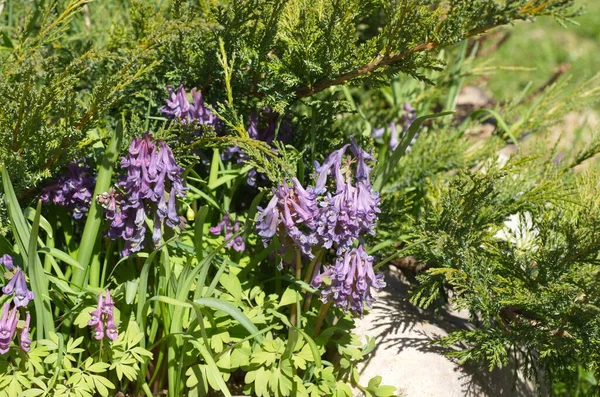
left=1, top=255, right=34, bottom=308
left=88, top=290, right=118, bottom=341
left=312, top=246, right=385, bottom=314
left=161, top=84, right=220, bottom=129
left=0, top=303, right=18, bottom=354
left=372, top=104, right=417, bottom=151
left=312, top=138, right=380, bottom=252
left=210, top=213, right=245, bottom=252
left=247, top=108, right=293, bottom=146
left=256, top=178, right=319, bottom=257
left=257, top=138, right=380, bottom=257
left=20, top=313, right=31, bottom=352
left=2, top=268, right=34, bottom=307
left=0, top=255, right=14, bottom=271
left=41, top=162, right=96, bottom=219
left=99, top=133, right=187, bottom=256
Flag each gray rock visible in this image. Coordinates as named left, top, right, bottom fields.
left=354, top=270, right=539, bottom=397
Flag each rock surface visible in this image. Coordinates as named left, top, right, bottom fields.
left=354, top=269, right=539, bottom=397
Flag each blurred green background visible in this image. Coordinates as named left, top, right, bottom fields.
left=474, top=0, right=600, bottom=102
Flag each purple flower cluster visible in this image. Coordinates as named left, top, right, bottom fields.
left=98, top=133, right=187, bottom=256
left=312, top=139, right=380, bottom=253
left=210, top=213, right=245, bottom=252
left=40, top=162, right=96, bottom=219
left=161, top=85, right=294, bottom=186
left=312, top=246, right=385, bottom=314
left=0, top=255, right=33, bottom=353
left=256, top=177, right=319, bottom=257
left=161, top=85, right=221, bottom=130
left=372, top=104, right=417, bottom=151
left=1, top=254, right=34, bottom=307
left=88, top=290, right=118, bottom=341
left=256, top=138, right=384, bottom=313
left=247, top=108, right=293, bottom=147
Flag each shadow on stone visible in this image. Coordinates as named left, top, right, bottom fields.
left=353, top=271, right=539, bottom=397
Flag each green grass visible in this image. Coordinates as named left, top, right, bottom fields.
left=471, top=0, right=600, bottom=103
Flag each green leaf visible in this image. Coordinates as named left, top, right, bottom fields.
left=375, top=385, right=397, bottom=397
left=136, top=248, right=161, bottom=340
left=193, top=298, right=263, bottom=343
left=27, top=200, right=54, bottom=339
left=73, top=307, right=94, bottom=328
left=24, top=207, right=53, bottom=238
left=293, top=327, right=323, bottom=368
left=190, top=340, right=232, bottom=397
left=373, top=111, right=454, bottom=191
left=72, top=121, right=123, bottom=288
left=278, top=288, right=302, bottom=308
left=219, top=272, right=243, bottom=302
left=38, top=247, right=83, bottom=269
left=1, top=166, right=33, bottom=264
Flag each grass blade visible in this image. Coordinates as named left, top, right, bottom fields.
left=72, top=121, right=123, bottom=288
left=189, top=340, right=232, bottom=397
left=373, top=111, right=454, bottom=191
left=1, top=166, right=32, bottom=264
left=28, top=200, right=54, bottom=339
left=193, top=298, right=262, bottom=343
left=38, top=247, right=84, bottom=270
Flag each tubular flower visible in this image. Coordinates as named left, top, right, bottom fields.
left=312, top=246, right=385, bottom=314
left=88, top=290, right=118, bottom=341
left=1, top=256, right=34, bottom=308
left=256, top=177, right=319, bottom=257
left=257, top=138, right=380, bottom=257
left=371, top=103, right=418, bottom=151
left=0, top=303, right=18, bottom=354
left=2, top=268, right=35, bottom=307
left=19, top=313, right=31, bottom=352
left=0, top=255, right=14, bottom=271
left=161, top=84, right=220, bottom=129
left=209, top=213, right=246, bottom=252
left=41, top=162, right=96, bottom=219
left=99, top=133, right=187, bottom=256
left=311, top=138, right=380, bottom=252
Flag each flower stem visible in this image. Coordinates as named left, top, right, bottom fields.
left=290, top=249, right=303, bottom=326
left=313, top=300, right=332, bottom=337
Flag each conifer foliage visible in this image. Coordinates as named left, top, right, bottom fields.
left=1, top=0, right=597, bottom=396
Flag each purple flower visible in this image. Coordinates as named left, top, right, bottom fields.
left=210, top=213, right=246, bottom=252
left=88, top=292, right=103, bottom=327
left=2, top=266, right=34, bottom=307
left=19, top=313, right=31, bottom=352
left=41, top=162, right=96, bottom=219
left=103, top=290, right=118, bottom=341
left=248, top=108, right=293, bottom=146
left=256, top=178, right=319, bottom=257
left=257, top=138, right=380, bottom=257
left=0, top=255, right=14, bottom=271
left=371, top=103, right=418, bottom=151
left=0, top=303, right=18, bottom=354
left=161, top=85, right=221, bottom=130
left=312, top=246, right=385, bottom=314
left=310, top=138, right=380, bottom=252
left=100, top=134, right=187, bottom=256
left=88, top=290, right=118, bottom=341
